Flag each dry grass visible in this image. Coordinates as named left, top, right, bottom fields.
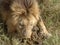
left=40, top=0, right=60, bottom=45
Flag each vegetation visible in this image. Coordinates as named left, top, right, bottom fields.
left=40, top=0, right=60, bottom=45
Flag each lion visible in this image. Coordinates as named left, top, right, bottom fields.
left=0, top=0, right=51, bottom=39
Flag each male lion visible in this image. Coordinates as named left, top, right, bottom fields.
left=0, top=0, right=51, bottom=38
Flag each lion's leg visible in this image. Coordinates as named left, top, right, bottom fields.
left=38, top=16, right=52, bottom=38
